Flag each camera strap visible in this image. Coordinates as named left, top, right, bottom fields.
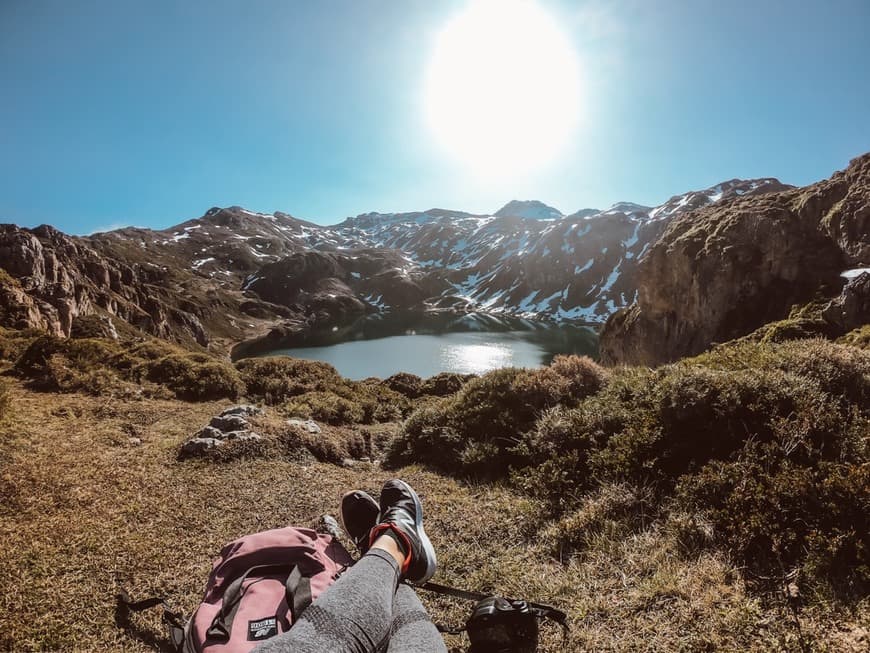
left=416, top=581, right=570, bottom=634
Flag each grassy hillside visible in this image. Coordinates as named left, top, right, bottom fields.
left=0, top=328, right=868, bottom=651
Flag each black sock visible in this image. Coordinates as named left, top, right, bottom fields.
left=381, top=525, right=410, bottom=558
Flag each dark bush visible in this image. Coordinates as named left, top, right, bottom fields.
left=69, top=314, right=119, bottom=339
left=236, top=357, right=342, bottom=404
left=419, top=372, right=473, bottom=396
left=383, top=372, right=422, bottom=398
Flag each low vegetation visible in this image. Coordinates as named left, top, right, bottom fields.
left=0, top=379, right=9, bottom=422
left=10, top=335, right=244, bottom=401
left=839, top=324, right=870, bottom=349
left=386, top=355, right=607, bottom=476
left=0, top=324, right=867, bottom=650
left=392, top=340, right=870, bottom=600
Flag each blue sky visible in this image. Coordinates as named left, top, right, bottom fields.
left=2, top=0, right=869, bottom=234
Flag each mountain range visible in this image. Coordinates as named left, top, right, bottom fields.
left=1, top=155, right=867, bottom=363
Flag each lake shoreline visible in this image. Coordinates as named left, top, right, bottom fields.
left=232, top=309, right=601, bottom=380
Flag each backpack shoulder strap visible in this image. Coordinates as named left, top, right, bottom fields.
left=116, top=588, right=186, bottom=652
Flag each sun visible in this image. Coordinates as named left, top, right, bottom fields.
left=424, top=0, right=582, bottom=179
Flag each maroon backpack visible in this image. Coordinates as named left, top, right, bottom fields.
left=118, top=526, right=354, bottom=652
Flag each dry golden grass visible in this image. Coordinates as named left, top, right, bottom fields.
left=1, top=379, right=867, bottom=652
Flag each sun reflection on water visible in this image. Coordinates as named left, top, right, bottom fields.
left=440, top=341, right=514, bottom=374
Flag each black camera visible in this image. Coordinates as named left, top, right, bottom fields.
left=466, top=596, right=539, bottom=653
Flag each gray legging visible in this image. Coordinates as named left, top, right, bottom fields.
left=253, top=548, right=447, bottom=653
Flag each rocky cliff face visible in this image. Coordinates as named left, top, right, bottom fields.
left=600, top=154, right=870, bottom=366
left=0, top=223, right=219, bottom=346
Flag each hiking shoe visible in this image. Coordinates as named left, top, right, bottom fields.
left=340, top=490, right=380, bottom=555
left=369, top=479, right=437, bottom=584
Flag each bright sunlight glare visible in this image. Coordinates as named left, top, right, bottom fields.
left=424, top=0, right=582, bottom=179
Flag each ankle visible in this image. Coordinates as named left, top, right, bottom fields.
left=371, top=533, right=407, bottom=569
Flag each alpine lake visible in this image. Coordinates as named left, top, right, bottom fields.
left=256, top=311, right=599, bottom=380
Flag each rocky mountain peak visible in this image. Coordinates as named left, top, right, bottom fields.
left=495, top=200, right=563, bottom=220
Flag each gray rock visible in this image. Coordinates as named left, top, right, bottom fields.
left=221, top=430, right=262, bottom=442
left=180, top=431, right=262, bottom=458
left=181, top=437, right=221, bottom=455
left=286, top=418, right=321, bottom=434
left=196, top=425, right=225, bottom=440
left=220, top=404, right=264, bottom=418
left=210, top=414, right=250, bottom=432
left=823, top=272, right=870, bottom=332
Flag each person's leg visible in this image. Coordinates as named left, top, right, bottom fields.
left=386, top=583, right=448, bottom=653
left=253, top=535, right=404, bottom=653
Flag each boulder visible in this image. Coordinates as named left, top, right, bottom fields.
left=220, top=404, right=264, bottom=418
left=209, top=414, right=250, bottom=432
left=221, top=430, right=261, bottom=442
left=195, top=425, right=224, bottom=440
left=180, top=430, right=262, bottom=457
left=181, top=437, right=222, bottom=456
left=823, top=272, right=870, bottom=332
left=286, top=418, right=321, bottom=434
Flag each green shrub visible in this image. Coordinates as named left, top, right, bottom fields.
left=594, top=366, right=848, bottom=485
left=14, top=334, right=243, bottom=401
left=694, top=339, right=870, bottom=410
left=517, top=398, right=632, bottom=511
left=384, top=399, right=460, bottom=469
left=353, top=381, right=410, bottom=423
left=676, top=449, right=869, bottom=596
left=145, top=354, right=244, bottom=401
left=838, top=325, right=870, bottom=349
left=14, top=335, right=129, bottom=393
left=392, top=356, right=608, bottom=477
left=0, top=327, right=40, bottom=363
left=283, top=391, right=365, bottom=425
left=236, top=357, right=342, bottom=404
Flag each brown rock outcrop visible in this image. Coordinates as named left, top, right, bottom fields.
left=600, top=153, right=870, bottom=366
left=0, top=224, right=214, bottom=346
left=823, top=272, right=870, bottom=333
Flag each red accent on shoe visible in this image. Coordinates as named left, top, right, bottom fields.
left=368, top=523, right=412, bottom=575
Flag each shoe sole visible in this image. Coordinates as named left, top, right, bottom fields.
left=392, top=479, right=437, bottom=584
left=339, top=490, right=379, bottom=549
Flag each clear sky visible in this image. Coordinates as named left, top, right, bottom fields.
left=2, top=0, right=869, bottom=234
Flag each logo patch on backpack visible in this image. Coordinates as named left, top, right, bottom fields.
left=248, top=616, right=278, bottom=641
